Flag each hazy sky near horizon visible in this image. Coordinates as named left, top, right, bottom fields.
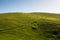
left=0, top=0, right=60, bottom=13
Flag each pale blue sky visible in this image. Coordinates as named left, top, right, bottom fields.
left=0, top=0, right=60, bottom=13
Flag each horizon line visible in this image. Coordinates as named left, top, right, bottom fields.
left=0, top=11, right=60, bottom=14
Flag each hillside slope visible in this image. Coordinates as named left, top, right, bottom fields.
left=0, top=12, right=60, bottom=40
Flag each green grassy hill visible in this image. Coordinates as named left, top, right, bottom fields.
left=0, top=12, right=60, bottom=40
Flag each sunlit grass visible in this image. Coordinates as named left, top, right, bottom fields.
left=0, top=12, right=60, bottom=40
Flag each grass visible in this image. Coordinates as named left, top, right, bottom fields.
left=0, top=12, right=60, bottom=40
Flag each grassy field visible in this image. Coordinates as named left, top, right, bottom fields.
left=0, top=12, right=60, bottom=40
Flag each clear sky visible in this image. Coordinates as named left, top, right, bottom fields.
left=0, top=0, right=60, bottom=13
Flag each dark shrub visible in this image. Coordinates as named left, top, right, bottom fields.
left=32, top=27, right=36, bottom=30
